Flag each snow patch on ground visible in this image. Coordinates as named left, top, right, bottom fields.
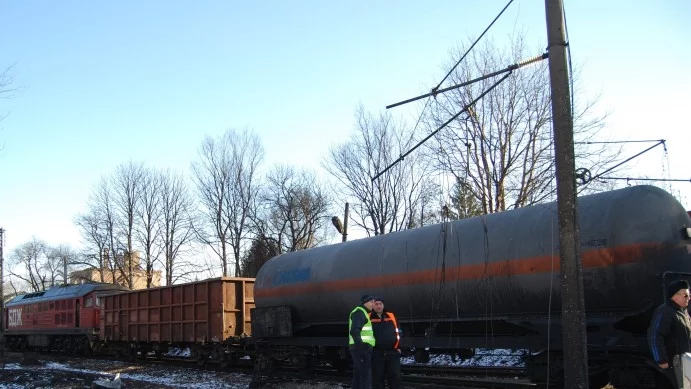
left=165, top=347, right=192, bottom=357
left=41, top=361, right=251, bottom=388
left=401, top=348, right=526, bottom=367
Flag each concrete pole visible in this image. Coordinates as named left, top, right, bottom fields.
left=0, top=228, right=5, bottom=334
left=544, top=0, right=589, bottom=387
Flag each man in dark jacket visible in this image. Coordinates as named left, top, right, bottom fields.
left=349, top=295, right=376, bottom=389
left=370, top=297, right=401, bottom=389
left=648, top=280, right=691, bottom=389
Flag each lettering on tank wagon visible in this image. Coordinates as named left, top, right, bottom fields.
left=8, top=307, right=23, bottom=327
left=271, top=267, right=311, bottom=287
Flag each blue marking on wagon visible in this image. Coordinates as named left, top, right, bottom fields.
left=273, top=267, right=311, bottom=286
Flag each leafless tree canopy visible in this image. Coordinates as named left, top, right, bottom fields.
left=7, top=238, right=57, bottom=292
left=258, top=165, right=331, bottom=253
left=192, top=129, right=264, bottom=276
left=137, top=167, right=162, bottom=288
left=324, top=106, right=437, bottom=236
left=159, top=170, right=195, bottom=285
left=47, top=245, right=77, bottom=286
left=1, top=64, right=18, bottom=121
left=111, top=162, right=145, bottom=289
left=428, top=35, right=610, bottom=214
left=74, top=208, right=110, bottom=283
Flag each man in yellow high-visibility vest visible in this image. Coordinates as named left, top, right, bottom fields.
left=349, top=295, right=376, bottom=389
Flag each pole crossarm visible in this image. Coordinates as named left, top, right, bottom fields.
left=599, top=176, right=691, bottom=183
left=586, top=140, right=666, bottom=184
left=386, top=53, right=547, bottom=110
left=372, top=72, right=512, bottom=182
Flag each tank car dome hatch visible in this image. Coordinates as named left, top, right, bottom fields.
left=254, top=185, right=691, bottom=328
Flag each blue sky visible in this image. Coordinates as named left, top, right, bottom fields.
left=1, top=1, right=689, bottom=255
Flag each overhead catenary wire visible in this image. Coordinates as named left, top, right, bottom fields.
left=372, top=72, right=512, bottom=182
left=386, top=53, right=547, bottom=110
left=433, top=0, right=516, bottom=92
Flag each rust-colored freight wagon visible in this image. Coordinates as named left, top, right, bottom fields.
left=101, top=277, right=254, bottom=361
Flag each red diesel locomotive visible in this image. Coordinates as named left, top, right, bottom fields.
left=3, top=283, right=127, bottom=353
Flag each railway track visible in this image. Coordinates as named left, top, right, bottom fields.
left=157, top=354, right=541, bottom=388
left=402, top=365, right=543, bottom=389
left=403, top=364, right=526, bottom=378
left=6, top=350, right=545, bottom=389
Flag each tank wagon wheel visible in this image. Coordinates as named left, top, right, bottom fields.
left=254, top=351, right=275, bottom=375
left=211, top=347, right=228, bottom=367
left=79, top=338, right=92, bottom=356
left=117, top=346, right=137, bottom=362
left=413, top=348, right=430, bottom=364
left=193, top=346, right=210, bottom=366
left=290, top=353, right=313, bottom=373
left=331, top=358, right=348, bottom=373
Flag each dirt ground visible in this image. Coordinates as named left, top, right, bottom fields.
left=0, top=352, right=253, bottom=389
left=0, top=352, right=352, bottom=389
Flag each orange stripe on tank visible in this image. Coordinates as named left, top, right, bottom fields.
left=255, top=243, right=663, bottom=298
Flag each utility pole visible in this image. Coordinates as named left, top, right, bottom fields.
left=63, top=255, right=68, bottom=286
left=0, top=228, right=5, bottom=334
left=544, top=1, right=589, bottom=388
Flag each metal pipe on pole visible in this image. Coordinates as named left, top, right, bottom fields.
left=544, top=0, right=589, bottom=387
left=342, top=202, right=349, bottom=242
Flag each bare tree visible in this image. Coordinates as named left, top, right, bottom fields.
left=159, top=169, right=195, bottom=285
left=7, top=238, right=50, bottom=292
left=74, top=208, right=109, bottom=283
left=324, top=105, right=436, bottom=236
left=111, top=161, right=145, bottom=289
left=1, top=64, right=18, bottom=122
left=259, top=165, right=331, bottom=253
left=429, top=35, right=610, bottom=213
left=192, top=129, right=264, bottom=276
left=92, top=177, right=120, bottom=284
left=137, top=167, right=162, bottom=288
left=47, top=245, right=77, bottom=285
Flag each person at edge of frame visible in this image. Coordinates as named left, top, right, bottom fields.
left=648, top=279, right=691, bottom=389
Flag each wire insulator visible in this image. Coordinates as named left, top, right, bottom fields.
left=517, top=53, right=549, bottom=68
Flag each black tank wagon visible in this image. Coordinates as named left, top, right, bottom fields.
left=253, top=185, right=691, bottom=387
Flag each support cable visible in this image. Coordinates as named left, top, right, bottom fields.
left=579, top=140, right=667, bottom=185
left=386, top=53, right=547, bottom=109
left=433, top=0, right=516, bottom=92
left=372, top=72, right=512, bottom=182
